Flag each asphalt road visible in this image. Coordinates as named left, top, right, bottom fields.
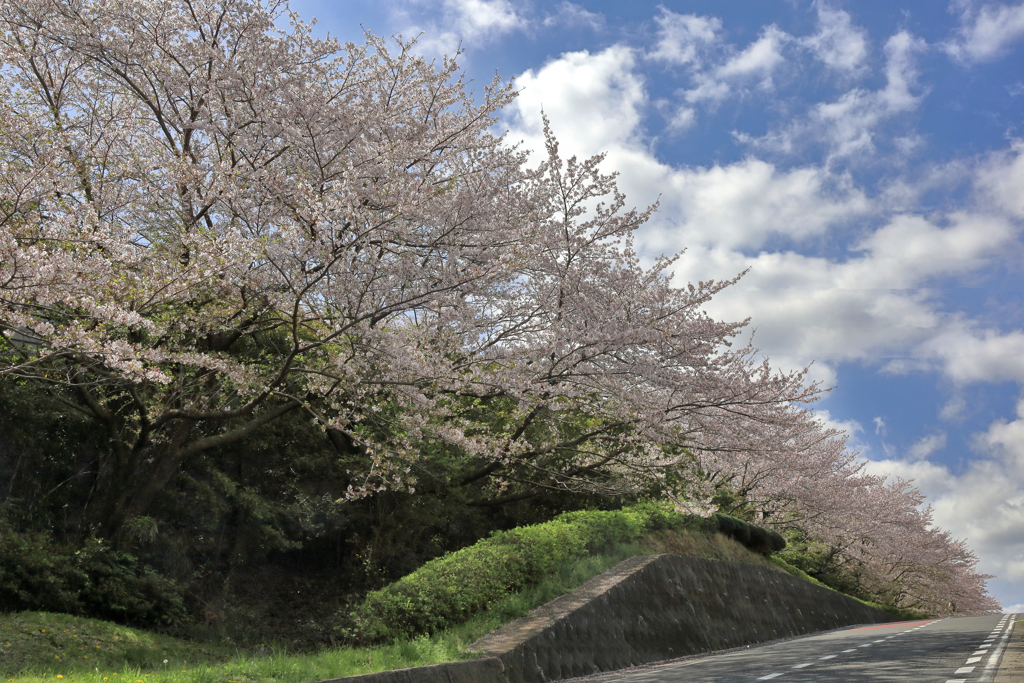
left=572, top=614, right=1017, bottom=683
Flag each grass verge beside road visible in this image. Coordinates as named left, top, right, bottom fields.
left=1, top=507, right=900, bottom=682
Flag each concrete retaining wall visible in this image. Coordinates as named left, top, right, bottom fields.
left=316, top=553, right=898, bottom=683
left=470, top=554, right=898, bottom=683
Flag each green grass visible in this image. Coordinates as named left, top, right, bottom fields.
left=0, top=526, right=835, bottom=682
left=2, top=528, right=772, bottom=683
left=1, top=542, right=656, bottom=682
left=0, top=612, right=231, bottom=678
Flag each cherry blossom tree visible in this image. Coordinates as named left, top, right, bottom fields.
left=0, top=0, right=1001, bottom=617
left=696, top=421, right=999, bottom=614
left=0, top=0, right=825, bottom=540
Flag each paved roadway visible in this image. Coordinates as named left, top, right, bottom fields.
left=573, top=614, right=1017, bottom=683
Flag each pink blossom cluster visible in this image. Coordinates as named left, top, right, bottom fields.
left=0, top=0, right=998, bottom=613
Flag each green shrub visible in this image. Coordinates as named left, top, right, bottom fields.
left=712, top=514, right=786, bottom=555
left=352, top=507, right=649, bottom=641
left=352, top=503, right=788, bottom=642
left=0, top=521, right=187, bottom=628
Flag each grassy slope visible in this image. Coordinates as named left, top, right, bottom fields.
left=1, top=527, right=896, bottom=682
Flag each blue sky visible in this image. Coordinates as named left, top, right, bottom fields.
left=288, top=0, right=1024, bottom=609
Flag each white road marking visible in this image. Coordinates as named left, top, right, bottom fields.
left=842, top=649, right=857, bottom=653
left=859, top=644, right=872, bottom=647
left=756, top=674, right=783, bottom=680
left=792, top=663, right=812, bottom=668
left=973, top=649, right=988, bottom=654
left=984, top=613, right=1017, bottom=675
left=819, top=655, right=837, bottom=660
left=944, top=679, right=967, bottom=683
left=955, top=666, right=975, bottom=674
left=966, top=656, right=982, bottom=664
left=873, top=639, right=885, bottom=643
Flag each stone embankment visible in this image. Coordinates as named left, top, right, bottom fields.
left=316, top=554, right=897, bottom=683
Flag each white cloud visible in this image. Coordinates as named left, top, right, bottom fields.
left=853, top=212, right=1016, bottom=282
left=941, top=394, right=968, bottom=421
left=510, top=46, right=645, bottom=157
left=801, top=2, right=869, bottom=73
left=665, top=104, right=696, bottom=132
left=679, top=25, right=792, bottom=105
left=742, top=30, right=926, bottom=160
left=542, top=2, right=604, bottom=30
left=652, top=160, right=870, bottom=250
left=917, top=327, right=1024, bottom=385
left=445, top=0, right=524, bottom=37
left=976, top=140, right=1024, bottom=218
left=386, top=0, right=526, bottom=56
left=864, top=398, right=1024, bottom=607
left=716, top=25, right=790, bottom=79
left=648, top=9, right=721, bottom=67
left=908, top=432, right=948, bottom=460
left=506, top=43, right=1023, bottom=390
left=946, top=2, right=1024, bottom=64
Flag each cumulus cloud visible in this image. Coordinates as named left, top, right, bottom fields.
left=915, top=327, right=1024, bottom=385
left=907, top=432, right=948, bottom=460
left=510, top=45, right=646, bottom=157
left=741, top=30, right=926, bottom=160
left=801, top=2, right=869, bottom=73
left=946, top=1, right=1024, bottom=64
left=864, top=399, right=1024, bottom=605
left=648, top=9, right=721, bottom=67
left=716, top=25, right=790, bottom=80
left=976, top=140, right=1024, bottom=218
left=652, top=161, right=870, bottom=250
left=444, top=0, right=523, bottom=37
left=385, top=0, right=526, bottom=56
left=853, top=212, right=1016, bottom=282
left=506, top=44, right=1022, bottom=384
left=542, top=2, right=604, bottom=30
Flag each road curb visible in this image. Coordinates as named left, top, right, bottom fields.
left=994, top=618, right=1023, bottom=682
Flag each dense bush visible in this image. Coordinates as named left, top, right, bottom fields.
left=0, top=520, right=187, bottom=627
left=353, top=507, right=650, bottom=641
left=713, top=514, right=787, bottom=554
left=352, top=504, right=785, bottom=641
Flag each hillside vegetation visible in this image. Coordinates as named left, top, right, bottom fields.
left=0, top=0, right=997, bottom=656
left=3, top=509, right=802, bottom=681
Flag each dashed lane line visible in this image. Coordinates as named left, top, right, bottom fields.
left=749, top=617, right=946, bottom=681
left=980, top=612, right=1017, bottom=682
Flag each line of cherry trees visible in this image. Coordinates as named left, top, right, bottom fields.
left=0, top=0, right=998, bottom=615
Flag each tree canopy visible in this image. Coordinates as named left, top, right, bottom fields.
left=0, top=0, right=999, bottom=617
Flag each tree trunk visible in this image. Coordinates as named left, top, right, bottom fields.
left=94, top=421, right=195, bottom=543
